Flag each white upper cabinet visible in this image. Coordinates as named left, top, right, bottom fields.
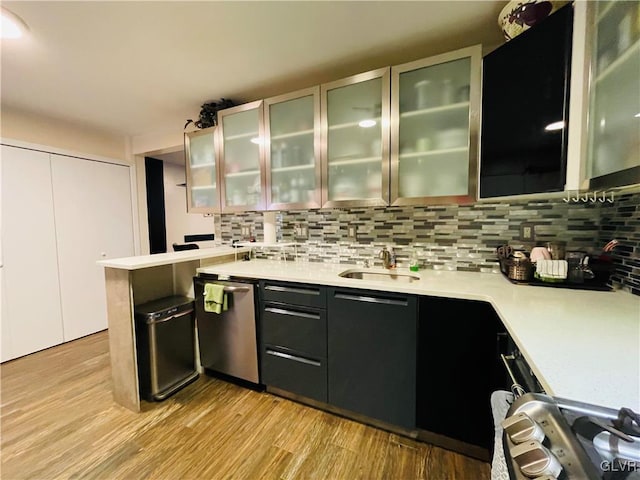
left=321, top=68, right=391, bottom=208
left=391, top=45, right=481, bottom=205
left=218, top=101, right=266, bottom=212
left=265, top=87, right=322, bottom=210
left=584, top=0, right=640, bottom=189
left=185, top=127, right=220, bottom=213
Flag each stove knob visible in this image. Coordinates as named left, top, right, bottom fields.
left=502, top=412, right=545, bottom=444
left=510, top=440, right=563, bottom=478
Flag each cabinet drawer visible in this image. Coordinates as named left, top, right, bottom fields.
left=260, top=281, right=326, bottom=308
left=262, top=306, right=326, bottom=358
left=261, top=348, right=327, bottom=403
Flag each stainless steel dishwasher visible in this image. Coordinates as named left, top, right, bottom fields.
left=194, top=275, right=260, bottom=386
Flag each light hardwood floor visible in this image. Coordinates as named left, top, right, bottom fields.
left=1, top=332, right=491, bottom=479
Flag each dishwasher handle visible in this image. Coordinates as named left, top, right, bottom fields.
left=222, top=286, right=250, bottom=293
left=146, top=308, right=194, bottom=325
left=196, top=279, right=252, bottom=294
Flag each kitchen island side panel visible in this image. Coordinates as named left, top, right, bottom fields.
left=104, top=267, right=140, bottom=412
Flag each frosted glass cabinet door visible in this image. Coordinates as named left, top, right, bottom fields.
left=219, top=101, right=266, bottom=212
left=321, top=68, right=391, bottom=208
left=265, top=87, right=321, bottom=209
left=185, top=127, right=220, bottom=213
left=587, top=1, right=640, bottom=188
left=391, top=45, right=481, bottom=205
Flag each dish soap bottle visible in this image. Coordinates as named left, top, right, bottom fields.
left=409, top=250, right=420, bottom=272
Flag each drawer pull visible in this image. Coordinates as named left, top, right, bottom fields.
left=265, top=285, right=320, bottom=296
left=334, top=292, right=408, bottom=306
left=265, top=349, right=321, bottom=367
left=264, top=307, right=320, bottom=320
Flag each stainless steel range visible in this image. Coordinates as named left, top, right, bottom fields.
left=501, top=393, right=640, bottom=479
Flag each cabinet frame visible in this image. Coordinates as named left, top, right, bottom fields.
left=391, top=45, right=481, bottom=206
left=264, top=86, right=322, bottom=210
left=581, top=2, right=640, bottom=189
left=184, top=126, right=222, bottom=214
left=320, top=67, right=391, bottom=208
left=218, top=100, right=266, bottom=213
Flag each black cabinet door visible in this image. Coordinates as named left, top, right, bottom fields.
left=261, top=347, right=327, bottom=403
left=480, top=3, right=573, bottom=197
left=416, top=296, right=503, bottom=449
left=328, top=288, right=417, bottom=429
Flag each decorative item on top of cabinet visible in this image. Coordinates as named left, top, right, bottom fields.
left=321, top=67, right=391, bottom=208
left=499, top=1, right=569, bottom=41
left=185, top=126, right=221, bottom=213
left=218, top=100, right=267, bottom=212
left=480, top=3, right=574, bottom=198
left=264, top=87, right=322, bottom=210
left=390, top=45, right=481, bottom=206
left=586, top=0, right=640, bottom=189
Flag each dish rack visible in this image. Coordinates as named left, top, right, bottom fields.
left=499, top=257, right=614, bottom=291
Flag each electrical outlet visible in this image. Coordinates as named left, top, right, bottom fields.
left=347, top=226, right=357, bottom=240
left=293, top=223, right=308, bottom=238
left=520, top=223, right=535, bottom=241
left=241, top=225, right=251, bottom=237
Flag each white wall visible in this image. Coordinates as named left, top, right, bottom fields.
left=1, top=107, right=128, bottom=160
left=163, top=162, right=216, bottom=249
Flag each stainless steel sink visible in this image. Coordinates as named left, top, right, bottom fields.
left=338, top=268, right=421, bottom=283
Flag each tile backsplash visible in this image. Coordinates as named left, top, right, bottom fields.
left=219, top=192, right=639, bottom=294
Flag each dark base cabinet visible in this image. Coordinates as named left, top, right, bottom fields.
left=259, top=281, right=328, bottom=403
left=416, top=296, right=503, bottom=450
left=327, top=288, right=417, bottom=429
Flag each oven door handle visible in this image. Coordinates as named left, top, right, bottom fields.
left=501, top=354, right=527, bottom=398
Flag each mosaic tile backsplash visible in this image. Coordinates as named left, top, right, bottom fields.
left=218, top=192, right=639, bottom=295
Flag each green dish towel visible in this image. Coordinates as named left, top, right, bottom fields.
left=203, top=283, right=227, bottom=314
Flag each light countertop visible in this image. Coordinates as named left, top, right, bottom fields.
left=198, top=259, right=640, bottom=411
left=97, top=247, right=248, bottom=270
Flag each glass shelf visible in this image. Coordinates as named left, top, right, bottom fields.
left=595, top=38, right=640, bottom=84
left=399, top=147, right=468, bottom=159
left=328, top=117, right=382, bottom=132
left=225, top=131, right=259, bottom=141
left=329, top=156, right=380, bottom=167
left=400, top=101, right=470, bottom=118
left=225, top=169, right=260, bottom=178
left=272, top=164, right=314, bottom=174
left=189, top=162, right=216, bottom=169
left=271, top=129, right=314, bottom=141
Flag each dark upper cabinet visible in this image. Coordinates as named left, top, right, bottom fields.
left=480, top=3, right=574, bottom=198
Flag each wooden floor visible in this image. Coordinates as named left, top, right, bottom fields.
left=1, top=332, right=491, bottom=479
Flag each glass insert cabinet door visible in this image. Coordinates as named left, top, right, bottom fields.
left=218, top=100, right=266, bottom=212
left=185, top=127, right=220, bottom=213
left=321, top=68, right=390, bottom=208
left=390, top=45, right=481, bottom=205
left=587, top=1, right=640, bottom=188
left=265, top=87, right=321, bottom=210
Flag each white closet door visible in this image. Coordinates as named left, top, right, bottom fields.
left=1, top=146, right=64, bottom=360
left=51, top=155, right=134, bottom=341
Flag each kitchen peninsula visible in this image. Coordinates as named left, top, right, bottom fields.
left=97, top=246, right=248, bottom=412
left=100, top=253, right=640, bottom=414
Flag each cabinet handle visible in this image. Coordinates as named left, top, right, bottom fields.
left=264, top=307, right=320, bottom=320
left=334, top=292, right=408, bottom=306
left=265, top=349, right=321, bottom=367
left=265, top=285, right=320, bottom=296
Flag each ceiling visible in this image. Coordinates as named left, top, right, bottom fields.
left=1, top=1, right=505, bottom=146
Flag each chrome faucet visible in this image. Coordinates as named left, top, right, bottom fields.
left=379, top=246, right=394, bottom=269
